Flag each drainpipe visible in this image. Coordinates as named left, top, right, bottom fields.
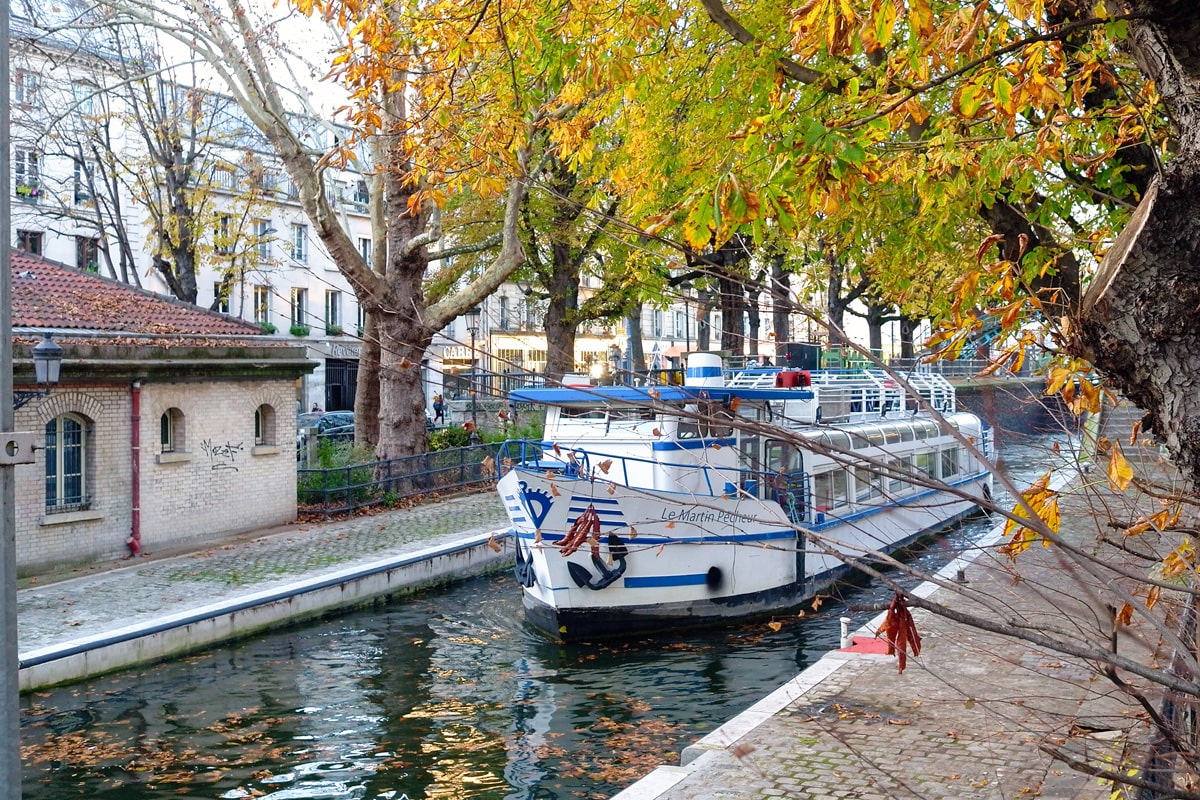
left=128, top=381, right=141, bottom=556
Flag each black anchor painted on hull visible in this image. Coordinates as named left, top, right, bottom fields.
left=567, top=532, right=628, bottom=590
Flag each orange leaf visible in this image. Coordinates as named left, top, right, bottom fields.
left=1107, top=441, right=1134, bottom=492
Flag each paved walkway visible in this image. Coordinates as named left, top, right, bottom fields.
left=17, top=493, right=510, bottom=654
left=616, top=462, right=1170, bottom=800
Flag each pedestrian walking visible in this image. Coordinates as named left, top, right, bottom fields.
left=432, top=394, right=445, bottom=425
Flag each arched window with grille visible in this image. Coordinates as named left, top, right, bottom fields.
left=45, top=413, right=88, bottom=511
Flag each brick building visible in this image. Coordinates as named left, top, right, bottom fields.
left=10, top=252, right=315, bottom=574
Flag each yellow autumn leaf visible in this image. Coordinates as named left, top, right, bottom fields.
left=1145, top=587, right=1160, bottom=612
left=1107, top=440, right=1134, bottom=491
left=907, top=0, right=934, bottom=37
left=999, top=470, right=1060, bottom=558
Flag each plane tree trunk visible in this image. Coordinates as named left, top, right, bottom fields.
left=1071, top=0, right=1200, bottom=484
left=1074, top=171, right=1200, bottom=480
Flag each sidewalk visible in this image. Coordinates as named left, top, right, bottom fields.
left=614, top=465, right=1168, bottom=800
left=17, top=492, right=512, bottom=688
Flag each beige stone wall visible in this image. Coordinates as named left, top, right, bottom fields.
left=138, top=380, right=298, bottom=554
left=13, top=378, right=299, bottom=574
left=15, top=387, right=132, bottom=572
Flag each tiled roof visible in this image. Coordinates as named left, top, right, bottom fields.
left=11, top=252, right=263, bottom=336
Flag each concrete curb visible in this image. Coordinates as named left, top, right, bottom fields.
left=19, top=529, right=513, bottom=690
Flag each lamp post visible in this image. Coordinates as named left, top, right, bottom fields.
left=465, top=306, right=481, bottom=442
left=1, top=1, right=21, bottom=787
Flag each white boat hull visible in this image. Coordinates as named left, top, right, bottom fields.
left=499, top=466, right=990, bottom=641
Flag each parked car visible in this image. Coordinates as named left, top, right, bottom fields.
left=298, top=411, right=355, bottom=453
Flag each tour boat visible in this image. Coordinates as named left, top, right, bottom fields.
left=496, top=353, right=994, bottom=641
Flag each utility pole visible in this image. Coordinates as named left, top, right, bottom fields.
left=1, top=0, right=24, bottom=791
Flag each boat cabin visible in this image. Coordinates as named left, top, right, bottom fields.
left=507, top=356, right=990, bottom=530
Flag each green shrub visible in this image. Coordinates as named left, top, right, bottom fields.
left=290, top=323, right=311, bottom=337
left=298, top=440, right=378, bottom=505
left=482, top=418, right=543, bottom=444
left=429, top=426, right=471, bottom=450
left=260, top=322, right=277, bottom=334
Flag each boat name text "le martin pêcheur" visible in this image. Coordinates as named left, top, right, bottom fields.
left=661, top=507, right=758, bottom=524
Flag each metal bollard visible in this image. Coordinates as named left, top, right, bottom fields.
left=840, top=616, right=853, bottom=649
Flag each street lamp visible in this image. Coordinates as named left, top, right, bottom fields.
left=14, top=333, right=63, bottom=409
left=464, top=306, right=481, bottom=442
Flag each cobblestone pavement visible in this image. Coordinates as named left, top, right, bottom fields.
left=617, top=466, right=1176, bottom=800
left=17, top=492, right=510, bottom=654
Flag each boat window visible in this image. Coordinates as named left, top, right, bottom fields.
left=915, top=420, right=939, bottom=440
left=854, top=465, right=881, bottom=502
left=698, top=403, right=735, bottom=438
left=849, top=431, right=872, bottom=449
left=898, top=424, right=914, bottom=442
left=812, top=469, right=849, bottom=511
left=739, top=402, right=768, bottom=422
left=864, top=427, right=885, bottom=446
left=886, top=458, right=905, bottom=494
left=609, top=406, right=656, bottom=421
left=915, top=451, right=936, bottom=478
left=765, top=439, right=803, bottom=473
left=824, top=431, right=851, bottom=452
left=677, top=419, right=701, bottom=439
left=561, top=407, right=607, bottom=419
left=941, top=447, right=960, bottom=478
left=884, top=427, right=903, bottom=444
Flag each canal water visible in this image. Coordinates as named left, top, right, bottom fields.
left=20, top=433, right=1071, bottom=800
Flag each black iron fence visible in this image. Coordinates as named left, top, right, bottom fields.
left=297, top=442, right=497, bottom=519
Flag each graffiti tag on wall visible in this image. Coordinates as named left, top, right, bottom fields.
left=201, top=440, right=244, bottom=471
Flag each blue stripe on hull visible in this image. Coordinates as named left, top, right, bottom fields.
left=623, top=573, right=709, bottom=588
left=515, top=528, right=796, bottom=545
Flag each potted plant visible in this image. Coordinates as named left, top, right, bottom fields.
left=289, top=323, right=311, bottom=337
left=259, top=322, right=277, bottom=334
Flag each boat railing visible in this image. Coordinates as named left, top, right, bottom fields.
left=497, top=439, right=811, bottom=523
left=867, top=369, right=957, bottom=414
left=723, top=366, right=956, bottom=420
